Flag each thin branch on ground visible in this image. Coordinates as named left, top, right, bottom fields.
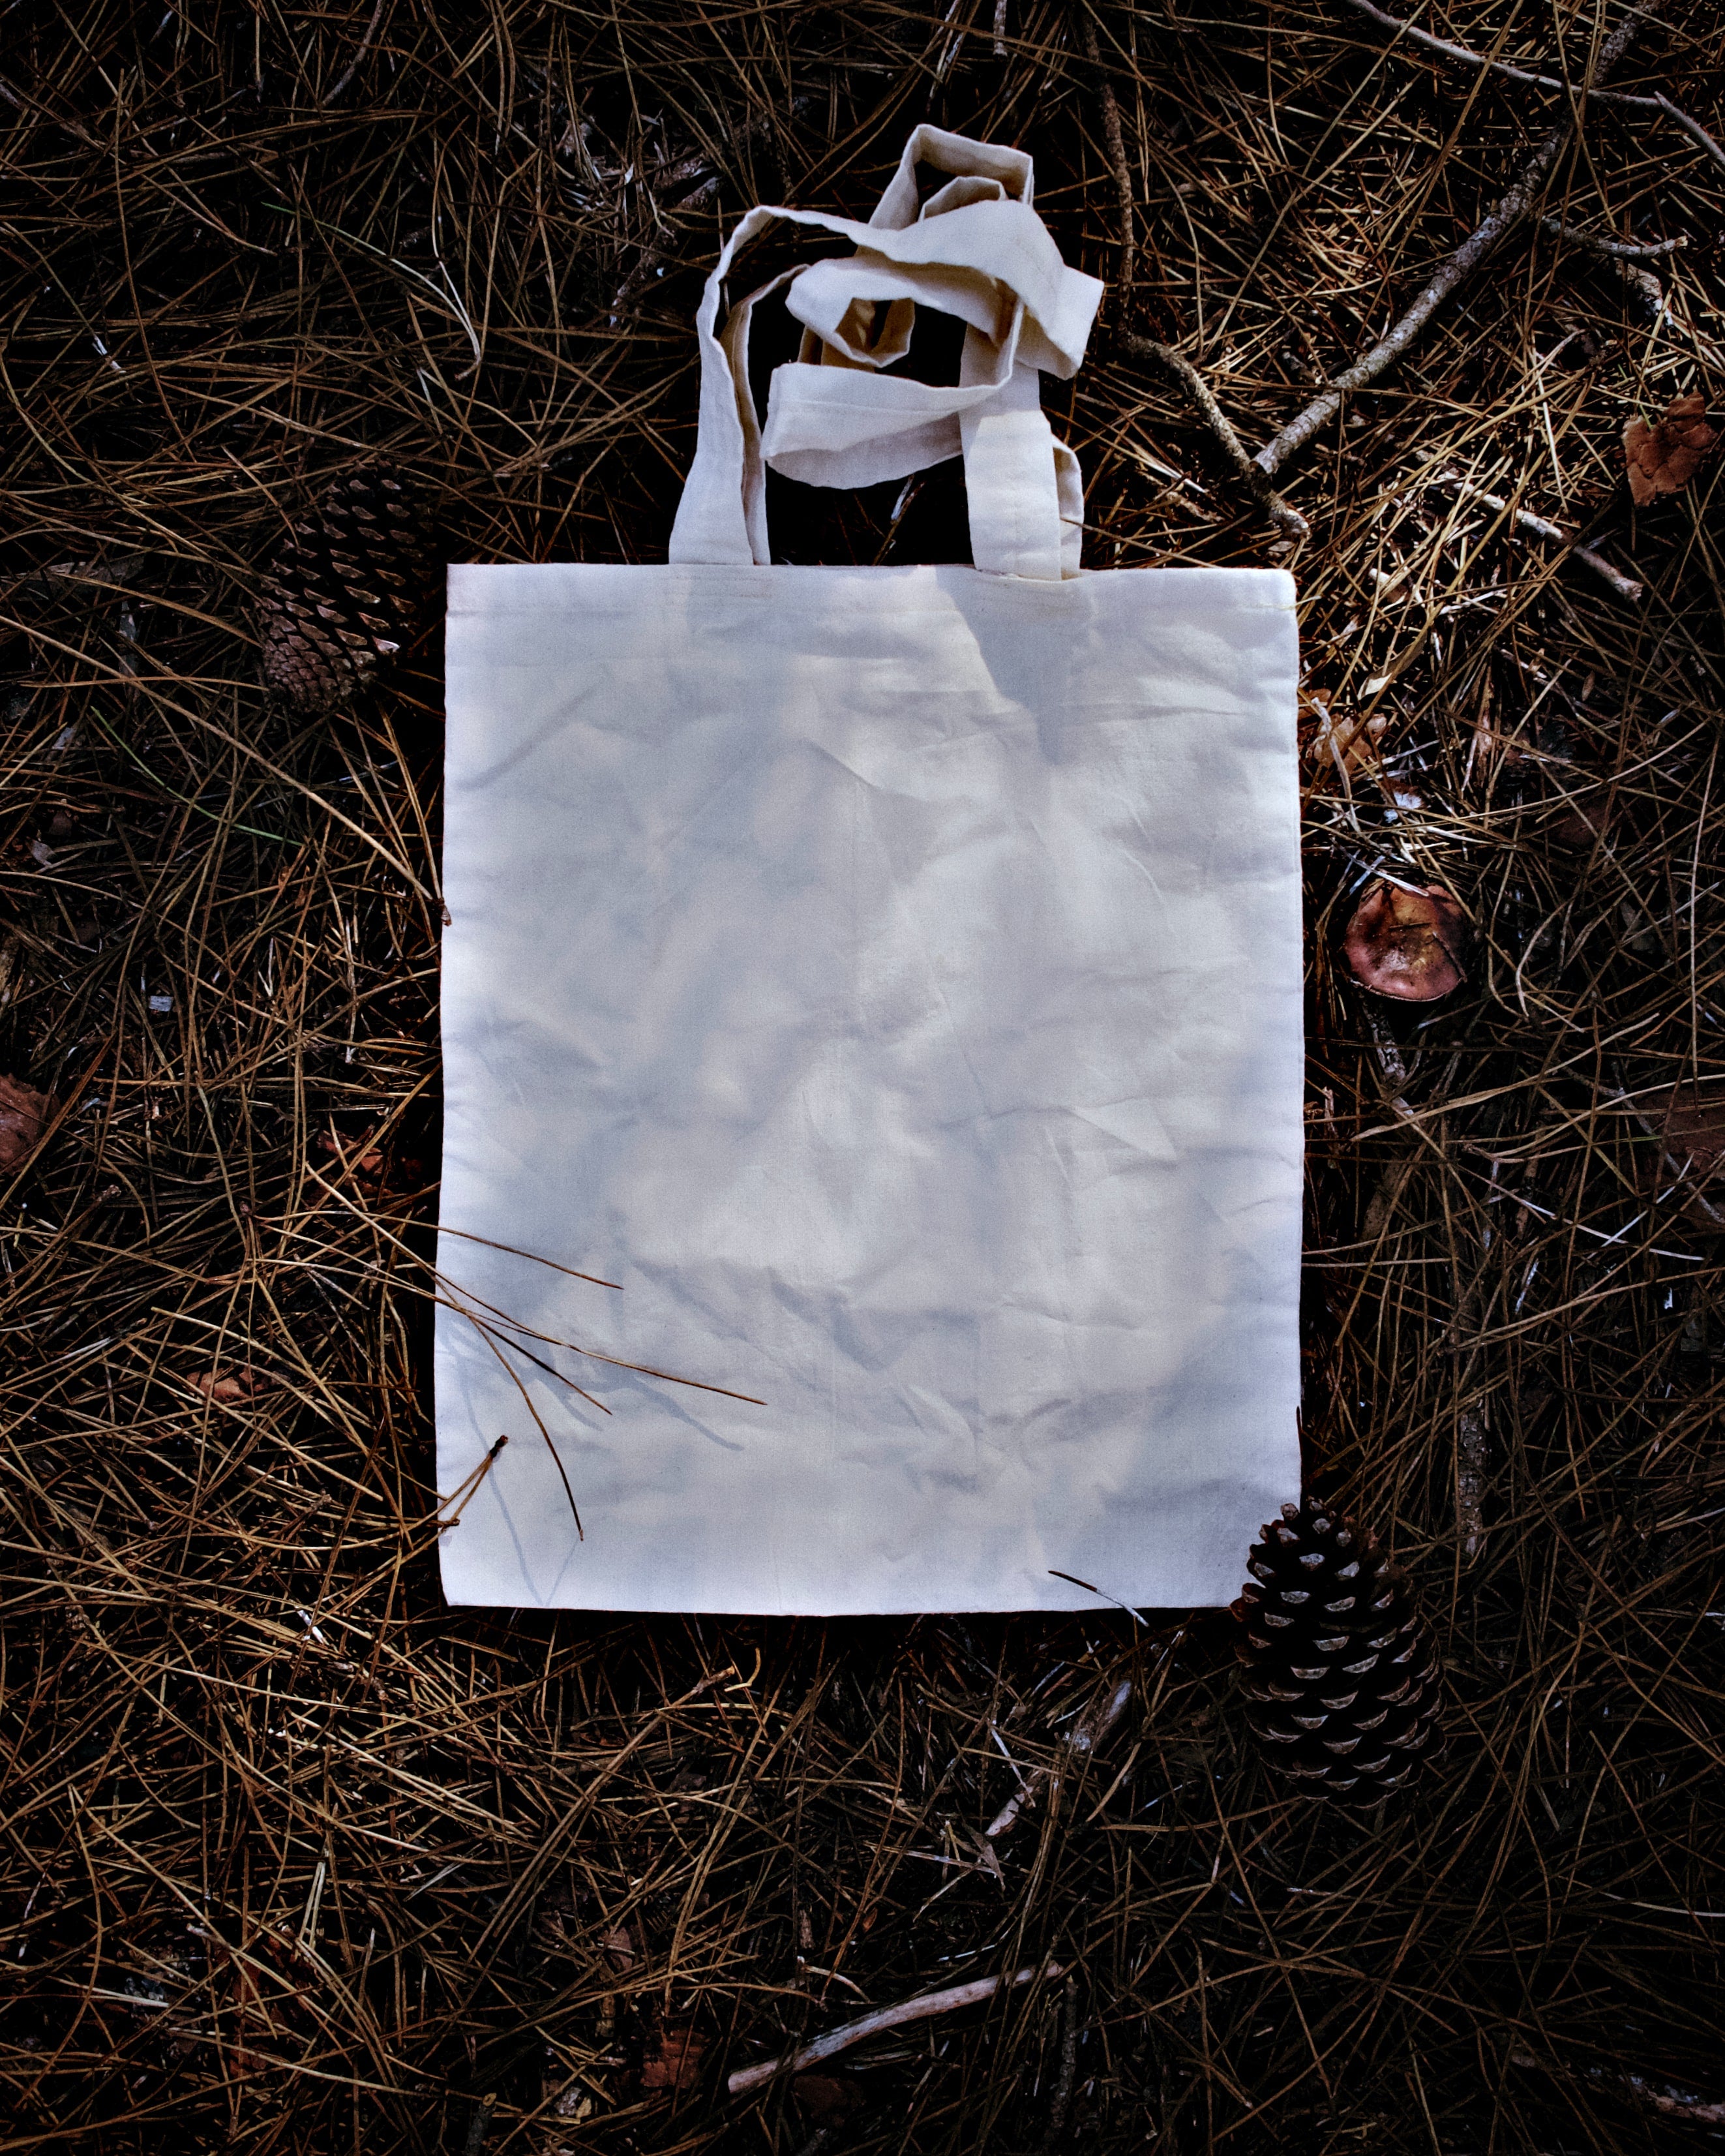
left=320, top=0, right=389, bottom=107
left=1537, top=220, right=1684, bottom=262
left=1539, top=218, right=1677, bottom=311
left=1431, top=470, right=1644, bottom=603
left=1336, top=0, right=1725, bottom=177
left=1081, top=10, right=1135, bottom=294
left=1256, top=3, right=1656, bottom=477
left=1038, top=1973, right=1082, bottom=2153
left=728, top=1964, right=1065, bottom=2095
left=985, top=1678, right=1133, bottom=1838
left=1511, top=2054, right=1725, bottom=2127
left=1118, top=331, right=1310, bottom=538
left=1648, top=90, right=1725, bottom=178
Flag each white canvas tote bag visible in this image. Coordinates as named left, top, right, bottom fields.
left=437, top=126, right=1303, bottom=1615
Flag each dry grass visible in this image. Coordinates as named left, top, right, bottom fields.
left=3, top=1, right=1724, bottom=2149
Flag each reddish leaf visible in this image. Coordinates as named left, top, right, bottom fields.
left=1624, top=391, right=1717, bottom=507
left=1658, top=1087, right=1725, bottom=1231
left=793, top=2072, right=861, bottom=2118
left=1549, top=793, right=1612, bottom=851
left=1342, top=882, right=1467, bottom=1003
left=190, top=1369, right=277, bottom=1404
left=0, top=1073, right=53, bottom=1170
left=639, top=2026, right=706, bottom=2092
left=318, top=1131, right=385, bottom=1181
left=1303, top=696, right=1387, bottom=775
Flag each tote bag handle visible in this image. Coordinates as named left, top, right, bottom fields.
left=667, top=126, right=1104, bottom=581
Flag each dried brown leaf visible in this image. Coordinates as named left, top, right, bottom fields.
left=1304, top=696, right=1388, bottom=774
left=639, top=2025, right=706, bottom=2091
left=1623, top=391, right=1717, bottom=506
left=318, top=1131, right=386, bottom=1180
left=0, top=1073, right=53, bottom=1170
left=1656, top=1087, right=1725, bottom=1230
left=1664, top=1088, right=1725, bottom=1177
left=794, top=2071, right=861, bottom=2117
left=1549, top=793, right=1612, bottom=849
left=1342, top=882, right=1467, bottom=1002
left=189, top=1369, right=277, bottom=1404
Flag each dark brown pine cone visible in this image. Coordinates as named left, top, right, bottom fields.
left=1235, top=1500, right=1441, bottom=1802
left=256, top=466, right=436, bottom=713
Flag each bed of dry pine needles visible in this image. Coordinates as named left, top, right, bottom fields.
left=3, top=1, right=1723, bottom=2149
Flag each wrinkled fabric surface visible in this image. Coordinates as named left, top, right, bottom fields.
left=436, top=560, right=1303, bottom=1613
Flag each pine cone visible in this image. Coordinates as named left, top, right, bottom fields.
left=256, top=466, right=436, bottom=712
left=1235, top=1501, right=1441, bottom=1802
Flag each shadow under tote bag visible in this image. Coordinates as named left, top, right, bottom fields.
left=437, top=127, right=1303, bottom=1615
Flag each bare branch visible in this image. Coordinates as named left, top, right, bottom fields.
left=1336, top=0, right=1644, bottom=102
left=1256, top=132, right=1570, bottom=474
left=1540, top=219, right=1675, bottom=311
left=1651, top=90, right=1725, bottom=179
left=1081, top=11, right=1135, bottom=293
left=1038, top=1975, right=1083, bottom=2154
left=1118, top=332, right=1310, bottom=539
left=1255, top=5, right=1657, bottom=477
left=320, top=0, right=389, bottom=108
left=1334, top=0, right=1725, bottom=176
left=1538, top=219, right=1683, bottom=261
left=1512, top=2054, right=1725, bottom=2127
left=983, top=1677, right=1133, bottom=1839
left=1432, top=470, right=1643, bottom=602
left=728, top=1964, right=1064, bottom=2095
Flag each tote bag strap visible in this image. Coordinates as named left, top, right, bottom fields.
left=667, top=125, right=1103, bottom=581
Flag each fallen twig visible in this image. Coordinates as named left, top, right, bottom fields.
left=1430, top=470, right=1643, bottom=602
left=1256, top=4, right=1654, bottom=478
left=1537, top=220, right=1683, bottom=262
left=1081, top=11, right=1135, bottom=294
left=728, top=1963, right=1064, bottom=2095
left=1647, top=90, right=1725, bottom=179
left=1512, top=2054, right=1725, bottom=2126
left=1118, top=332, right=1310, bottom=539
left=984, top=1677, right=1133, bottom=1839
left=460, top=2093, right=495, bottom=2156
left=1539, top=218, right=1676, bottom=312
left=1336, top=0, right=1725, bottom=177
left=1038, top=1973, right=1082, bottom=2153
left=320, top=0, right=389, bottom=107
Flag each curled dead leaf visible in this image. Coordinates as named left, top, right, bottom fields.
left=318, top=1131, right=385, bottom=1181
left=190, top=1369, right=278, bottom=1404
left=0, top=1072, right=53, bottom=1170
left=1549, top=792, right=1612, bottom=851
left=794, top=2071, right=861, bottom=2118
left=318, top=1128, right=426, bottom=1202
left=1304, top=696, right=1387, bottom=774
left=1343, top=881, right=1467, bottom=1003
left=1624, top=391, right=1717, bottom=508
left=638, top=2025, right=706, bottom=2092
left=1655, top=1087, right=1725, bottom=1232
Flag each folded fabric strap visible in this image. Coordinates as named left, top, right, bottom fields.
left=668, top=123, right=1102, bottom=580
